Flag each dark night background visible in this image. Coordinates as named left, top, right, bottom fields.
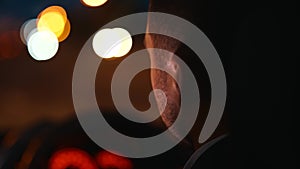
left=0, top=0, right=296, bottom=169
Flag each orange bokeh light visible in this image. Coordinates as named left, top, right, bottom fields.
left=37, top=6, right=67, bottom=23
left=58, top=19, right=71, bottom=42
left=36, top=6, right=70, bottom=42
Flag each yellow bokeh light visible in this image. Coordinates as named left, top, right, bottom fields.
left=38, top=6, right=67, bottom=23
left=37, top=11, right=65, bottom=38
left=36, top=6, right=70, bottom=42
left=81, top=0, right=108, bottom=7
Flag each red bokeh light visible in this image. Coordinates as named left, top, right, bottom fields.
left=48, top=148, right=98, bottom=169
left=96, top=151, right=133, bottom=169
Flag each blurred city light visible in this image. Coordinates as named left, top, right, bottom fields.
left=20, top=19, right=38, bottom=45
left=37, top=6, right=67, bottom=23
left=49, top=148, right=98, bottom=169
left=96, top=151, right=133, bottom=169
left=92, top=28, right=133, bottom=59
left=37, top=11, right=66, bottom=38
left=27, top=30, right=59, bottom=61
left=81, top=0, right=108, bottom=7
left=113, top=28, right=133, bottom=57
left=19, top=5, right=70, bottom=61
left=37, top=6, right=70, bottom=42
left=58, top=19, right=71, bottom=42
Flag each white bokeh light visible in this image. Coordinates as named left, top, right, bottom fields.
left=92, top=28, right=133, bottom=59
left=20, top=19, right=38, bottom=45
left=92, top=28, right=120, bottom=58
left=27, top=30, right=59, bottom=61
left=113, top=28, right=133, bottom=57
left=81, top=0, right=108, bottom=7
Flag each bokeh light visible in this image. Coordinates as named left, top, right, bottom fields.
left=36, top=5, right=70, bottom=42
left=96, top=151, right=133, bottom=169
left=19, top=5, right=71, bottom=61
left=81, top=0, right=108, bottom=7
left=113, top=28, right=133, bottom=57
left=92, top=28, right=133, bottom=59
left=20, top=19, right=38, bottom=45
left=49, top=148, right=98, bottom=169
left=57, top=19, right=71, bottom=42
left=27, top=30, right=59, bottom=61
left=92, top=28, right=121, bottom=58
left=37, top=11, right=66, bottom=38
left=37, top=6, right=67, bottom=23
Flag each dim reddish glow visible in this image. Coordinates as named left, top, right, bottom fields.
left=0, top=31, right=23, bottom=59
left=48, top=148, right=98, bottom=169
left=96, top=151, right=133, bottom=169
